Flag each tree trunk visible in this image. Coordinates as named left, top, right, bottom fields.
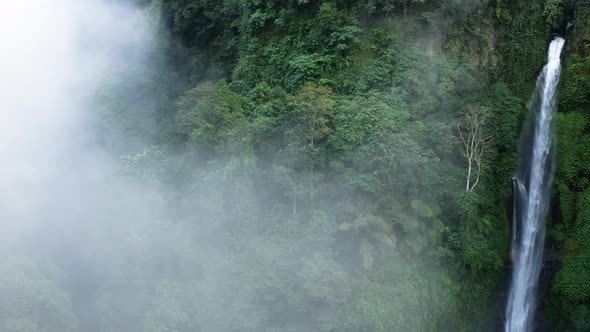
left=466, top=158, right=472, bottom=190
left=310, top=129, right=315, bottom=202
left=293, top=193, right=297, bottom=216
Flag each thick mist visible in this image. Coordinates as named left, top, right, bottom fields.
left=0, top=0, right=153, bottom=236
left=0, top=1, right=159, bottom=331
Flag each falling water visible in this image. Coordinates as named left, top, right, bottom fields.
left=505, top=37, right=566, bottom=332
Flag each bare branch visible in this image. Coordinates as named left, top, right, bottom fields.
left=456, top=105, right=492, bottom=191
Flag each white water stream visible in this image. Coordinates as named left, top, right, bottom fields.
left=505, top=37, right=565, bottom=332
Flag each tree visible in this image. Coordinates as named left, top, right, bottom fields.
left=337, top=214, right=396, bottom=271
left=175, top=80, right=244, bottom=158
left=457, top=105, right=492, bottom=191
left=285, top=83, right=334, bottom=204
left=0, top=256, right=78, bottom=332
left=272, top=164, right=306, bottom=216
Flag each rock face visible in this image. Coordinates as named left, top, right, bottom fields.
left=534, top=247, right=563, bottom=332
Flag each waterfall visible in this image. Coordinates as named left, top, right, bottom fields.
left=505, top=37, right=565, bottom=332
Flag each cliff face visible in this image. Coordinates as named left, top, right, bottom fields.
left=153, top=0, right=590, bottom=330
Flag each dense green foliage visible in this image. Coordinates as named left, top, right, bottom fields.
left=153, top=1, right=509, bottom=330
left=547, top=2, right=590, bottom=329
left=3, top=0, right=590, bottom=331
